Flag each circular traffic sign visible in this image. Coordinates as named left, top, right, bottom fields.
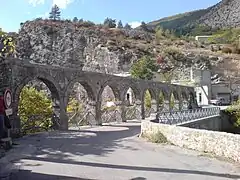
left=4, top=89, right=12, bottom=109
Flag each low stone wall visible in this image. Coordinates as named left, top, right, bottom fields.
left=141, top=120, right=240, bottom=163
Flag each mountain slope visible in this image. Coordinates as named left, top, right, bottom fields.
left=147, top=0, right=240, bottom=35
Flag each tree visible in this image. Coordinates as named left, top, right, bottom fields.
left=225, top=100, right=240, bottom=127
left=124, top=23, right=132, bottom=30
left=156, top=47, right=186, bottom=83
left=130, top=56, right=158, bottom=80
left=140, top=21, right=148, bottom=31
left=79, top=18, right=84, bottom=23
left=103, top=18, right=116, bottom=28
left=49, top=4, right=61, bottom=20
left=73, top=17, right=78, bottom=22
left=18, top=86, right=53, bottom=134
left=0, top=33, right=15, bottom=58
left=117, top=20, right=123, bottom=29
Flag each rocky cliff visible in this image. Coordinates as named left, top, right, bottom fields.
left=200, top=0, right=240, bottom=28
left=148, top=0, right=240, bottom=33
left=16, top=19, right=153, bottom=74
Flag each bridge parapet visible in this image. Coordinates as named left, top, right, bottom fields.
left=156, top=107, right=221, bottom=125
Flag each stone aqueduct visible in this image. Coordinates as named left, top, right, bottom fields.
left=0, top=58, right=196, bottom=134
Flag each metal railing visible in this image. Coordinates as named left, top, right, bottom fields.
left=156, top=107, right=221, bottom=125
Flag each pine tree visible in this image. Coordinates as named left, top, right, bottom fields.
left=73, top=17, right=78, bottom=22
left=117, top=20, right=123, bottom=29
left=124, top=23, right=132, bottom=30
left=49, top=4, right=61, bottom=20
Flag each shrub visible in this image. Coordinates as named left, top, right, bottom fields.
left=142, top=131, right=168, bottom=144
left=222, top=47, right=232, bottom=54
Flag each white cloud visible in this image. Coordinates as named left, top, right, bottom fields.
left=52, top=0, right=73, bottom=9
left=129, top=21, right=141, bottom=28
left=28, top=0, right=76, bottom=9
left=28, top=0, right=45, bottom=7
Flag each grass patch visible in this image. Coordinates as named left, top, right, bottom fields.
left=142, top=131, right=168, bottom=144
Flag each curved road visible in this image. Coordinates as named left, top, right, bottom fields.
left=0, top=121, right=239, bottom=180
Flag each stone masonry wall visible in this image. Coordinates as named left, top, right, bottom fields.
left=141, top=120, right=240, bottom=163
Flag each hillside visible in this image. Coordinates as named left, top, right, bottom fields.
left=1, top=18, right=240, bottom=83
left=147, top=0, right=240, bottom=36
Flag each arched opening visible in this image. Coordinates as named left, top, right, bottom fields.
left=67, top=82, right=95, bottom=128
left=158, top=89, right=169, bottom=112
left=144, top=89, right=152, bottom=117
left=171, top=91, right=180, bottom=111
left=124, top=87, right=139, bottom=120
left=100, top=85, right=119, bottom=123
left=181, top=91, right=189, bottom=110
left=16, top=78, right=60, bottom=135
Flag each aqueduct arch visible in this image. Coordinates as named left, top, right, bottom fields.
left=0, top=58, right=197, bottom=135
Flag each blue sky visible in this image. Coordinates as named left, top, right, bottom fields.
left=0, top=0, right=221, bottom=32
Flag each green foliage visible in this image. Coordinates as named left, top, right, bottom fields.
left=142, top=131, right=168, bottom=144
left=103, top=18, right=116, bottom=28
left=73, top=17, right=78, bottom=22
left=158, top=92, right=164, bottom=105
left=144, top=90, right=151, bottom=110
left=124, top=23, right=132, bottom=30
left=0, top=33, right=15, bottom=57
left=49, top=4, right=61, bottom=20
left=19, top=87, right=53, bottom=134
left=209, top=28, right=240, bottom=44
left=169, top=94, right=175, bottom=109
left=117, top=20, right=123, bottom=29
left=225, top=100, right=240, bottom=127
left=130, top=56, right=158, bottom=80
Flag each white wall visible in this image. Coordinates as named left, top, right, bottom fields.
left=195, top=86, right=209, bottom=106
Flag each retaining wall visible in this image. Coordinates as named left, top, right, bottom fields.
left=141, top=120, right=240, bottom=163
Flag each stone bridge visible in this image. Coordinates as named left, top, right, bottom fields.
left=0, top=58, right=196, bottom=135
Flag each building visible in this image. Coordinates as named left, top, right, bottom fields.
left=195, top=36, right=212, bottom=43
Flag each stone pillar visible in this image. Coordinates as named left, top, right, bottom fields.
left=95, top=100, right=102, bottom=125
left=173, top=100, right=180, bottom=111
left=179, top=99, right=183, bottom=111
left=135, top=100, right=145, bottom=120
left=115, top=101, right=127, bottom=122
left=151, top=100, right=157, bottom=113
left=86, top=100, right=98, bottom=125
left=59, top=106, right=68, bottom=130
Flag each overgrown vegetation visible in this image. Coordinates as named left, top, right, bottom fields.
left=19, top=87, right=53, bottom=134
left=225, top=100, right=240, bottom=127
left=142, top=131, right=168, bottom=144
left=0, top=29, right=15, bottom=58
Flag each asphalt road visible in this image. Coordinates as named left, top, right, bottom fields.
left=0, top=121, right=239, bottom=180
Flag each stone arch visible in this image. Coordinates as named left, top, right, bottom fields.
left=13, top=74, right=62, bottom=131
left=141, top=88, right=157, bottom=118
left=98, top=83, right=121, bottom=123
left=98, top=83, right=121, bottom=101
left=66, top=78, right=96, bottom=101
left=14, top=74, right=61, bottom=114
left=122, top=85, right=141, bottom=101
left=157, top=88, right=170, bottom=112
left=181, top=90, right=189, bottom=110
left=171, top=90, right=180, bottom=111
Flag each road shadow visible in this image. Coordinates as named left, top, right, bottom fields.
left=9, top=169, right=147, bottom=180
left=10, top=122, right=141, bottom=161
left=17, top=156, right=240, bottom=179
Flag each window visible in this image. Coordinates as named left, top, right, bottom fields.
left=199, top=93, right=202, bottom=103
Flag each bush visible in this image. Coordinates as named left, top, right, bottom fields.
left=142, top=131, right=168, bottom=144
left=225, top=100, right=240, bottom=127
left=144, top=90, right=151, bottom=110
left=222, top=47, right=232, bottom=54
left=19, top=86, right=53, bottom=134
